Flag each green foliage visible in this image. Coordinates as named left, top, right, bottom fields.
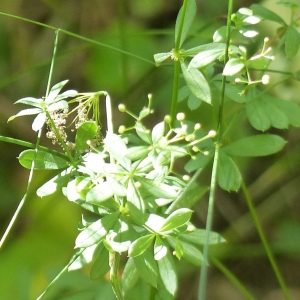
left=1, top=0, right=300, bottom=300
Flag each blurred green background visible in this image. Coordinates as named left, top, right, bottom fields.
left=1, top=0, right=300, bottom=299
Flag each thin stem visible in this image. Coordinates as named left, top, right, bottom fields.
left=198, top=0, right=234, bottom=299
left=170, top=60, right=180, bottom=127
left=36, top=248, right=85, bottom=300
left=0, top=135, right=68, bottom=160
left=241, top=180, right=291, bottom=300
left=110, top=252, right=124, bottom=300
left=0, top=12, right=155, bottom=65
left=0, top=30, right=60, bottom=249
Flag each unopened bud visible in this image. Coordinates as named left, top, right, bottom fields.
left=118, top=125, right=126, bottom=134
left=262, top=74, right=270, bottom=85
left=208, top=130, right=217, bottom=138
left=118, top=104, right=126, bottom=112
left=176, top=112, right=185, bottom=121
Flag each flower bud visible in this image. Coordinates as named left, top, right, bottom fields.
left=118, top=125, right=126, bottom=134
left=176, top=112, right=185, bottom=121
left=118, top=104, right=126, bottom=112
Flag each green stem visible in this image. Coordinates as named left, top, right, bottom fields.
left=36, top=248, right=85, bottom=300
left=0, top=12, right=154, bottom=65
left=169, top=0, right=189, bottom=127
left=0, top=29, right=60, bottom=249
left=241, top=180, right=291, bottom=300
left=198, top=1, right=233, bottom=299
left=211, top=257, right=258, bottom=300
left=170, top=60, right=180, bottom=127
left=110, top=252, right=124, bottom=300
left=0, top=135, right=68, bottom=160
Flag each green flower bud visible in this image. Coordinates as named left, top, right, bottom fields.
left=118, top=104, right=126, bottom=112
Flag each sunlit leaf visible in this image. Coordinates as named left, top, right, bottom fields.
left=125, top=146, right=149, bottom=161
left=154, top=236, right=168, bottom=260
left=75, top=121, right=98, bottom=155
left=122, top=257, right=140, bottom=292
left=223, top=134, right=286, bottom=157
left=47, top=100, right=68, bottom=112
left=180, top=229, right=226, bottom=245
left=135, top=122, right=152, bottom=144
left=32, top=112, right=47, bottom=131
left=45, top=79, right=69, bottom=104
left=188, top=48, right=225, bottom=69
left=223, top=58, right=245, bottom=76
left=152, top=122, right=165, bottom=144
left=128, top=234, right=155, bottom=257
left=154, top=52, right=171, bottom=65
left=75, top=212, right=119, bottom=248
left=14, top=97, right=43, bottom=107
left=8, top=108, right=42, bottom=122
left=158, top=250, right=177, bottom=296
left=159, top=208, right=192, bottom=232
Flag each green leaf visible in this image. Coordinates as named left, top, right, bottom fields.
left=251, top=4, right=286, bottom=26
left=154, top=236, right=168, bottom=260
left=175, top=0, right=197, bottom=47
left=8, top=108, right=42, bottom=122
left=180, top=229, right=226, bottom=245
left=249, top=56, right=271, bottom=70
left=160, top=208, right=192, bottom=232
left=154, top=52, right=171, bottom=65
left=151, top=121, right=165, bottom=144
left=285, top=26, right=300, bottom=58
left=122, top=257, right=140, bottom=293
left=184, top=151, right=212, bottom=173
left=188, top=48, right=225, bottom=69
left=18, top=149, right=69, bottom=170
left=37, top=167, right=73, bottom=197
left=223, top=134, right=286, bottom=157
left=175, top=240, right=203, bottom=266
left=180, top=61, right=211, bottom=105
left=133, top=249, right=158, bottom=288
left=68, top=243, right=102, bottom=271
left=135, top=122, right=152, bottom=144
left=125, top=201, right=148, bottom=227
left=158, top=251, right=177, bottom=297
left=75, top=121, right=99, bottom=155
left=188, top=94, right=202, bottom=110
left=47, top=100, right=68, bottom=112
left=223, top=58, right=245, bottom=76
left=137, top=177, right=178, bottom=199
left=128, top=234, right=155, bottom=257
left=75, top=212, right=119, bottom=248
left=32, top=112, right=47, bottom=131
left=45, top=79, right=69, bottom=104
left=184, top=42, right=226, bottom=57
left=217, top=151, right=241, bottom=191
left=246, top=95, right=291, bottom=131
left=14, top=97, right=43, bottom=107
left=125, top=146, right=149, bottom=161
left=90, top=246, right=110, bottom=280
left=213, top=26, right=228, bottom=43
left=174, top=239, right=184, bottom=260
left=213, top=81, right=246, bottom=103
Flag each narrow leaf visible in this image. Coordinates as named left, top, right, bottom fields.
left=75, top=212, right=119, bottom=248
left=90, top=246, right=110, bottom=280
left=189, top=48, right=225, bottom=69
left=154, top=52, right=171, bottom=65
left=122, top=257, right=140, bottom=292
left=160, top=208, right=193, bottom=232
left=133, top=249, right=158, bottom=288
left=128, top=234, right=155, bottom=257
left=175, top=0, right=197, bottom=47
left=18, top=149, right=69, bottom=170
left=151, top=121, right=165, bottom=144
left=8, top=108, right=42, bottom=122
left=158, top=251, right=177, bottom=296
left=32, top=112, right=47, bottom=131
left=223, top=134, right=286, bottom=157
left=154, top=236, right=168, bottom=260
left=251, top=4, right=286, bottom=26
left=14, top=97, right=43, bottom=107
left=45, top=79, right=69, bottom=104
left=180, top=61, right=211, bottom=105
left=47, top=100, right=68, bottom=112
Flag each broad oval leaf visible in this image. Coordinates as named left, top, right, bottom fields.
left=160, top=208, right=193, bottom=232
left=128, top=234, right=155, bottom=257
left=75, top=212, right=119, bottom=248
left=18, top=149, right=69, bottom=170
left=223, top=58, right=245, bottom=76
left=285, top=26, right=300, bottom=58
left=181, top=61, right=211, bottom=105
left=75, top=121, right=98, bottom=155
left=217, top=151, right=241, bottom=191
left=223, top=134, right=286, bottom=157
